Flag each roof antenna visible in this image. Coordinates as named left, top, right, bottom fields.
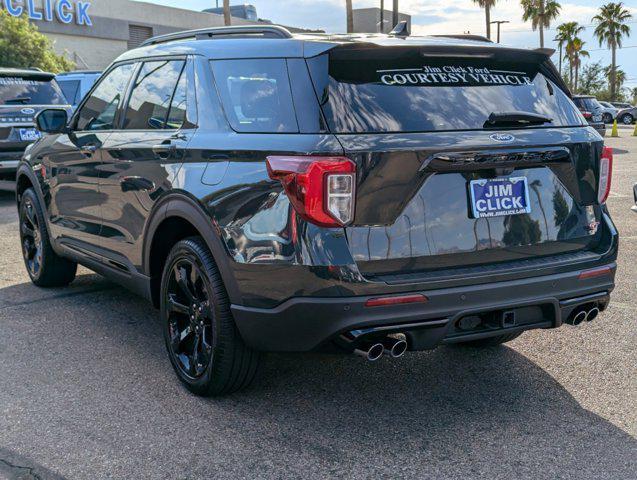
left=389, top=20, right=410, bottom=38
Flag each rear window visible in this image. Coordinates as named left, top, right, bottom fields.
left=0, top=76, right=67, bottom=106
left=574, top=97, right=602, bottom=111
left=211, top=59, right=298, bottom=133
left=57, top=79, right=81, bottom=105
left=307, top=49, right=584, bottom=133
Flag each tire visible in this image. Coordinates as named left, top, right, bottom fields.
left=602, top=113, right=613, bottom=124
left=456, top=331, right=524, bottom=347
left=19, top=188, right=77, bottom=287
left=620, top=113, right=634, bottom=125
left=161, top=237, right=260, bottom=396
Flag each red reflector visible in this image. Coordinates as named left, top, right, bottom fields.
left=365, top=294, right=428, bottom=307
left=578, top=267, right=611, bottom=280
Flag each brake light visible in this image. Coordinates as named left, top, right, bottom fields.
left=598, top=146, right=613, bottom=204
left=266, top=156, right=356, bottom=227
left=581, top=111, right=593, bottom=119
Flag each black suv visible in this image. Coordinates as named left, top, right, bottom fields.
left=1, top=68, right=71, bottom=190
left=17, top=26, right=618, bottom=396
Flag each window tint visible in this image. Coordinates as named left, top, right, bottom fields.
left=307, top=51, right=585, bottom=133
left=57, top=79, right=81, bottom=105
left=76, top=64, right=135, bottom=131
left=166, top=71, right=187, bottom=129
left=123, top=60, right=185, bottom=130
left=0, top=76, right=67, bottom=106
left=211, top=59, right=298, bottom=133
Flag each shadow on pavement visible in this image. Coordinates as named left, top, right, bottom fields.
left=1, top=277, right=636, bottom=478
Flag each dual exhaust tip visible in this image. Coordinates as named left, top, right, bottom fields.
left=568, top=305, right=600, bottom=326
left=355, top=336, right=408, bottom=361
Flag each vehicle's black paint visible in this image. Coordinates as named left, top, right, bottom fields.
left=17, top=32, right=618, bottom=354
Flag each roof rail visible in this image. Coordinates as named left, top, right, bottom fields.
left=431, top=34, right=493, bottom=43
left=141, top=25, right=293, bottom=47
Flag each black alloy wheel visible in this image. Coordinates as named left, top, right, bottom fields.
left=18, top=188, right=77, bottom=287
left=161, top=237, right=260, bottom=396
left=165, top=257, right=214, bottom=379
left=20, top=197, right=43, bottom=278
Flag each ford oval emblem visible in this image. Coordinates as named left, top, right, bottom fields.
left=490, top=133, right=516, bottom=143
left=21, top=108, right=35, bottom=115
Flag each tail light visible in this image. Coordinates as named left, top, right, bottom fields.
left=266, top=156, right=356, bottom=227
left=581, top=111, right=593, bottom=119
left=598, top=146, right=613, bottom=204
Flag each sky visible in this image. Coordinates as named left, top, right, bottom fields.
left=141, top=0, right=637, bottom=92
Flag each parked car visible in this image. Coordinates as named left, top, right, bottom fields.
left=572, top=95, right=607, bottom=136
left=17, top=26, right=618, bottom=396
left=55, top=70, right=101, bottom=109
left=0, top=68, right=71, bottom=190
left=616, top=106, right=636, bottom=125
left=598, top=101, right=620, bottom=123
left=610, top=101, right=633, bottom=109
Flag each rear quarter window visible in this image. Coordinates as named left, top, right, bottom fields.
left=211, top=59, right=299, bottom=133
left=307, top=49, right=585, bottom=134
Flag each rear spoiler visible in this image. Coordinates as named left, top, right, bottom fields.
left=305, top=41, right=572, bottom=98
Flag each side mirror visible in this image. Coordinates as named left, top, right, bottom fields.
left=35, top=109, right=69, bottom=134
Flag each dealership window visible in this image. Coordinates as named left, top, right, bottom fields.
left=76, top=63, right=135, bottom=131
left=123, top=60, right=185, bottom=130
left=128, top=25, right=154, bottom=50
left=211, top=59, right=299, bottom=133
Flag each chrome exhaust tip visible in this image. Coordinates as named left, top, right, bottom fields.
left=573, top=310, right=587, bottom=326
left=382, top=336, right=408, bottom=358
left=354, top=343, right=385, bottom=362
left=586, top=307, right=600, bottom=322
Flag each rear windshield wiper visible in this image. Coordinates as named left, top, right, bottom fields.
left=484, top=111, right=552, bottom=128
left=5, top=97, right=32, bottom=104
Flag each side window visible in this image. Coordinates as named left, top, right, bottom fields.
left=76, top=64, right=135, bottom=131
left=166, top=72, right=187, bottom=129
left=123, top=60, right=185, bottom=130
left=211, top=59, right=299, bottom=133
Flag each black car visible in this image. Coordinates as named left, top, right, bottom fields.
left=0, top=68, right=71, bottom=190
left=572, top=95, right=607, bottom=136
left=17, top=26, right=618, bottom=396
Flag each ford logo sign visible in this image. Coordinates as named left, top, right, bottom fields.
left=490, top=133, right=516, bottom=143
left=21, top=108, right=36, bottom=115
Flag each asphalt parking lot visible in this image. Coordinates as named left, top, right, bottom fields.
left=1, top=136, right=636, bottom=480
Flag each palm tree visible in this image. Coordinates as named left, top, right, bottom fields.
left=555, top=22, right=583, bottom=78
left=346, top=0, right=354, bottom=33
left=521, top=0, right=562, bottom=48
left=568, top=38, right=589, bottom=92
left=593, top=2, right=632, bottom=100
left=472, top=0, right=498, bottom=40
left=223, top=0, right=231, bottom=26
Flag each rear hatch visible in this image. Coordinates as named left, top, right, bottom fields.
left=306, top=42, right=605, bottom=277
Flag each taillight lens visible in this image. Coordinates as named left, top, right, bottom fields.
left=581, top=111, right=593, bottom=119
left=598, top=146, right=613, bottom=204
left=266, top=156, right=356, bottom=227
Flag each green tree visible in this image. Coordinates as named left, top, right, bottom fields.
left=0, top=10, right=73, bottom=73
left=556, top=22, right=584, bottom=88
left=521, top=0, right=561, bottom=48
left=472, top=0, right=498, bottom=40
left=593, top=2, right=632, bottom=101
left=578, top=61, right=606, bottom=95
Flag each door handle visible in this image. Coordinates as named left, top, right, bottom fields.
left=152, top=141, right=176, bottom=159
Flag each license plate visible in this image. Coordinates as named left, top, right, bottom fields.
left=19, top=128, right=41, bottom=142
left=469, top=177, right=531, bottom=218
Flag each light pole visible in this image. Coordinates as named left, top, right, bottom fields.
left=489, top=20, right=509, bottom=43
left=392, top=0, right=399, bottom=30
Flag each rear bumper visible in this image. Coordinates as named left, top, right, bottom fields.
left=232, top=263, right=616, bottom=352
left=590, top=122, right=606, bottom=136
